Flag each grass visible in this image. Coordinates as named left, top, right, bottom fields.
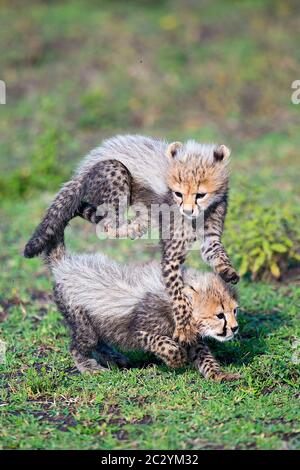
left=0, top=0, right=300, bottom=450
left=0, top=199, right=299, bottom=450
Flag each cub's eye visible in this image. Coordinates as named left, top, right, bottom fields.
left=234, top=307, right=239, bottom=316
left=174, top=191, right=183, bottom=198
left=196, top=193, right=206, bottom=200
left=216, top=313, right=225, bottom=320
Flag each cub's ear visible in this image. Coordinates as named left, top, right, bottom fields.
left=182, top=285, right=197, bottom=303
left=213, top=144, right=231, bottom=162
left=166, top=141, right=183, bottom=159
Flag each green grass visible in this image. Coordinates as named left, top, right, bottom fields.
left=0, top=0, right=300, bottom=450
left=0, top=199, right=299, bottom=450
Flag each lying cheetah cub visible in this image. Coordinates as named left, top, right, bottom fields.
left=46, top=241, right=240, bottom=382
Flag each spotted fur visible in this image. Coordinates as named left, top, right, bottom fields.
left=24, top=134, right=239, bottom=344
left=47, top=241, right=240, bottom=381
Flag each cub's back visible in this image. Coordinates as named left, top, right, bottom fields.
left=52, top=253, right=168, bottom=320
left=77, top=134, right=170, bottom=196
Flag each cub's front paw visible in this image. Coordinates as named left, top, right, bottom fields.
left=173, top=321, right=198, bottom=346
left=219, top=267, right=240, bottom=284
left=127, top=220, right=147, bottom=240
left=103, top=220, right=128, bottom=238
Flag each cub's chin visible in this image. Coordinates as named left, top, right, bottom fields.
left=207, top=333, right=235, bottom=343
left=181, top=213, right=198, bottom=220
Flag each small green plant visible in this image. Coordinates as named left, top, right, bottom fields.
left=225, top=184, right=300, bottom=281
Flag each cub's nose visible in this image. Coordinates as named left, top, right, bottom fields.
left=183, top=209, right=193, bottom=217
left=231, top=326, right=239, bottom=334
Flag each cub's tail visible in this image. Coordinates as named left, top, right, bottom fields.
left=43, top=234, right=66, bottom=270
left=24, top=175, right=87, bottom=258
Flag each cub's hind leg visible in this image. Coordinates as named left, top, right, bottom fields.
left=188, top=343, right=241, bottom=381
left=77, top=201, right=148, bottom=239
left=68, top=310, right=107, bottom=373
left=136, top=331, right=187, bottom=368
left=78, top=160, right=133, bottom=238
left=24, top=160, right=133, bottom=257
left=76, top=160, right=148, bottom=239
left=54, top=288, right=106, bottom=373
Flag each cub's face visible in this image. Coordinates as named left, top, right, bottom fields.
left=195, top=298, right=239, bottom=342
left=166, top=141, right=230, bottom=219
left=183, top=275, right=239, bottom=342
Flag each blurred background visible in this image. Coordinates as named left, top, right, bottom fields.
left=0, top=0, right=300, bottom=279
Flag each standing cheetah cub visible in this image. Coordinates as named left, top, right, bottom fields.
left=46, top=240, right=240, bottom=382
left=25, top=135, right=239, bottom=345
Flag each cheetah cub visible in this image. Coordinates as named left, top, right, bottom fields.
left=46, top=240, right=240, bottom=382
left=24, top=135, right=239, bottom=345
